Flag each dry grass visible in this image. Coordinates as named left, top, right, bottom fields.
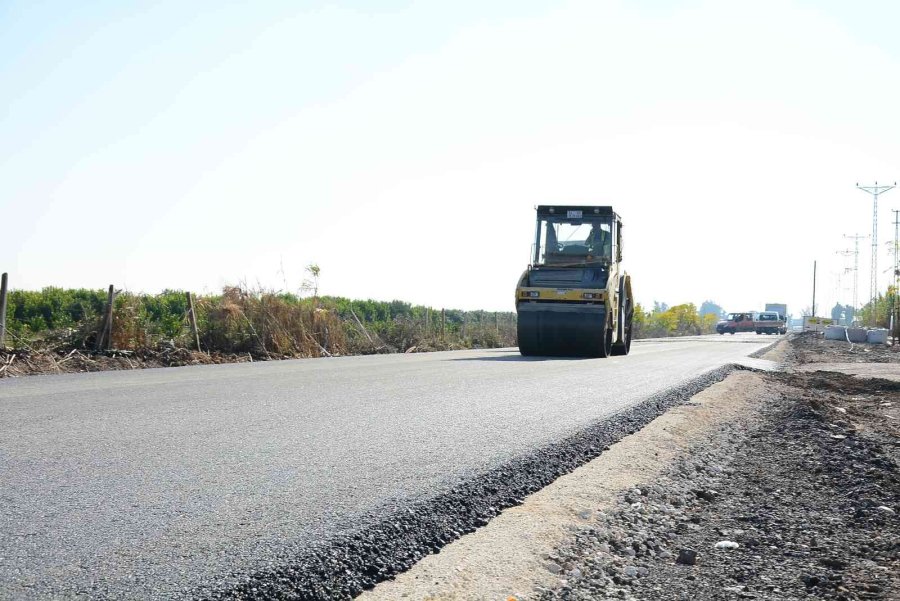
left=198, top=287, right=347, bottom=358
left=1, top=285, right=518, bottom=377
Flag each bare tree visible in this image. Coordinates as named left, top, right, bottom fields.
left=301, top=264, right=321, bottom=298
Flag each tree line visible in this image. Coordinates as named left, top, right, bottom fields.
left=632, top=300, right=723, bottom=338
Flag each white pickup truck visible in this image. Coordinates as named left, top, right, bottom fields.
left=755, top=311, right=786, bottom=335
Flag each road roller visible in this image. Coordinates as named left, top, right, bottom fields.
left=515, top=206, right=633, bottom=357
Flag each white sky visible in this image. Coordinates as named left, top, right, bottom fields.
left=3, top=0, right=900, bottom=315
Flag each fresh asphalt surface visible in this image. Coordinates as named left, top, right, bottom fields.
left=0, top=334, right=773, bottom=599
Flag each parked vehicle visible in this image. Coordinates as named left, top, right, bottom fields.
left=755, top=311, right=786, bottom=335
left=716, top=312, right=757, bottom=335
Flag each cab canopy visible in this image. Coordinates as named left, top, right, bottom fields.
left=533, top=206, right=623, bottom=266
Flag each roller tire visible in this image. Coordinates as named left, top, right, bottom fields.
left=596, top=323, right=613, bottom=358
left=611, top=279, right=633, bottom=356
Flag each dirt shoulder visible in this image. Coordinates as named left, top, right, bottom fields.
left=0, top=346, right=252, bottom=378
left=359, top=335, right=899, bottom=601
left=540, top=368, right=899, bottom=601
left=0, top=342, right=474, bottom=378
left=789, top=332, right=900, bottom=365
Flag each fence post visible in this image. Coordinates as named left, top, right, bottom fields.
left=186, top=291, right=201, bottom=351
left=95, top=285, right=115, bottom=351
left=0, top=273, right=7, bottom=348
left=441, top=309, right=446, bottom=341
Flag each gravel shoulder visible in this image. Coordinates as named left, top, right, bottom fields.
left=360, top=335, right=899, bottom=600
left=541, top=367, right=899, bottom=601
left=359, top=372, right=773, bottom=600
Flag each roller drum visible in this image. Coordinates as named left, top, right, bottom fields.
left=517, top=303, right=608, bottom=357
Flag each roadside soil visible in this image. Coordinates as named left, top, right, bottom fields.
left=359, top=334, right=899, bottom=600
left=790, top=332, right=899, bottom=364
left=542, top=369, right=899, bottom=601
left=540, top=334, right=900, bottom=601
left=0, top=342, right=475, bottom=378
left=0, top=346, right=252, bottom=378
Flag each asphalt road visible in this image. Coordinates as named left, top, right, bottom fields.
left=0, top=334, right=773, bottom=599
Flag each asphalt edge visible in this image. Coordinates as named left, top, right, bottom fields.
left=206, top=364, right=739, bottom=601
left=747, top=335, right=787, bottom=359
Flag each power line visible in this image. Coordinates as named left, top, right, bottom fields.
left=857, top=181, right=895, bottom=325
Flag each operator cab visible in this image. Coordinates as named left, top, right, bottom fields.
left=527, top=206, right=622, bottom=289
left=533, top=206, right=621, bottom=267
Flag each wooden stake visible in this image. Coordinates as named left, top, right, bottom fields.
left=0, top=273, right=7, bottom=348
left=96, top=285, right=115, bottom=351
left=186, top=291, right=201, bottom=351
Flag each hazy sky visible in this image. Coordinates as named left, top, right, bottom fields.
left=4, top=0, right=900, bottom=315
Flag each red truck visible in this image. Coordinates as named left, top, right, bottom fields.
left=716, top=312, right=757, bottom=335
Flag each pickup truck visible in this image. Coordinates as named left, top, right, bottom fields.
left=755, top=311, right=786, bottom=335
left=716, top=312, right=757, bottom=335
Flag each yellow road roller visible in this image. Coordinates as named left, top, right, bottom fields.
left=515, top=206, right=633, bottom=357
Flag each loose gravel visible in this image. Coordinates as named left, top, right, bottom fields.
left=539, top=369, right=899, bottom=600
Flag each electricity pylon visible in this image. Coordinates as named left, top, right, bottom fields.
left=842, top=233, right=867, bottom=317
left=857, top=182, right=895, bottom=324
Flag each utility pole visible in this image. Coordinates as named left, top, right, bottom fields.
left=892, top=210, right=899, bottom=340
left=857, top=182, right=895, bottom=324
left=812, top=260, right=817, bottom=318
left=830, top=268, right=845, bottom=314
left=843, top=233, right=867, bottom=320
left=835, top=250, right=853, bottom=304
